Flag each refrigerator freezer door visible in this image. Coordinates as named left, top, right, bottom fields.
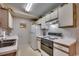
left=30, top=24, right=41, bottom=50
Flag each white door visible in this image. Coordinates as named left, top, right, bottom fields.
left=13, top=17, right=31, bottom=49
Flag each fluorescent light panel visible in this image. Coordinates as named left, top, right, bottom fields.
left=25, top=3, right=33, bottom=12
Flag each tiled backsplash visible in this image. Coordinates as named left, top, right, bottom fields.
left=48, top=26, right=76, bottom=40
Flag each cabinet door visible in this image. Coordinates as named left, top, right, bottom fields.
left=41, top=17, right=48, bottom=29
left=45, top=14, right=50, bottom=22
left=0, top=8, right=8, bottom=28
left=41, top=17, right=45, bottom=29
left=50, top=9, right=58, bottom=20
left=58, top=4, right=76, bottom=28
left=36, top=18, right=42, bottom=24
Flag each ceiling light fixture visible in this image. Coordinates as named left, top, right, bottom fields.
left=25, top=3, right=33, bottom=12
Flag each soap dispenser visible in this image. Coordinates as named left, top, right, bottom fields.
left=3, top=31, right=6, bottom=39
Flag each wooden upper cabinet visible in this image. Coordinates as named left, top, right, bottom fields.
left=58, top=3, right=77, bottom=28
left=0, top=8, right=13, bottom=29
left=0, top=8, right=8, bottom=28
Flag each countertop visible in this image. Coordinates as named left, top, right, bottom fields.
left=5, top=35, right=18, bottom=40
left=0, top=35, right=18, bottom=40
left=0, top=45, right=17, bottom=55
left=0, top=35, right=18, bottom=55
left=37, top=36, right=76, bottom=46
left=52, top=39, right=76, bottom=46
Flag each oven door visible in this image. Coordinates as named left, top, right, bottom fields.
left=41, top=38, right=53, bottom=56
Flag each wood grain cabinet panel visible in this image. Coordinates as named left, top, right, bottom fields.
left=2, top=52, right=16, bottom=56
left=0, top=8, right=13, bottom=31
left=0, top=8, right=8, bottom=29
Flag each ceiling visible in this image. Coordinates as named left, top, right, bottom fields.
left=7, top=3, right=61, bottom=17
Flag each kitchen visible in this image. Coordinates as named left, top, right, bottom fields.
left=0, top=3, right=79, bottom=56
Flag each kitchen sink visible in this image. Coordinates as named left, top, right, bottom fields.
left=0, top=39, right=16, bottom=48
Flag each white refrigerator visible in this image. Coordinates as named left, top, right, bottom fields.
left=30, top=24, right=42, bottom=50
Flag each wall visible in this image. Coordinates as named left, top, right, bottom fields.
left=12, top=17, right=32, bottom=48
left=61, top=28, right=76, bottom=39
left=48, top=24, right=76, bottom=40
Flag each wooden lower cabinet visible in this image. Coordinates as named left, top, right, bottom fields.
left=53, top=42, right=76, bottom=56
left=0, top=50, right=17, bottom=56
left=2, top=52, right=16, bottom=56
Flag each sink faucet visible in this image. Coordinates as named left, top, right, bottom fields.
left=0, top=31, right=6, bottom=40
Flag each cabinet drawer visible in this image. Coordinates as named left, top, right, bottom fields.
left=54, top=43, right=69, bottom=52
left=53, top=48, right=68, bottom=56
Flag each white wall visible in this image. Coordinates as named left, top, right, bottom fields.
left=61, top=28, right=76, bottom=39
left=12, top=17, right=32, bottom=48
left=48, top=25, right=76, bottom=40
